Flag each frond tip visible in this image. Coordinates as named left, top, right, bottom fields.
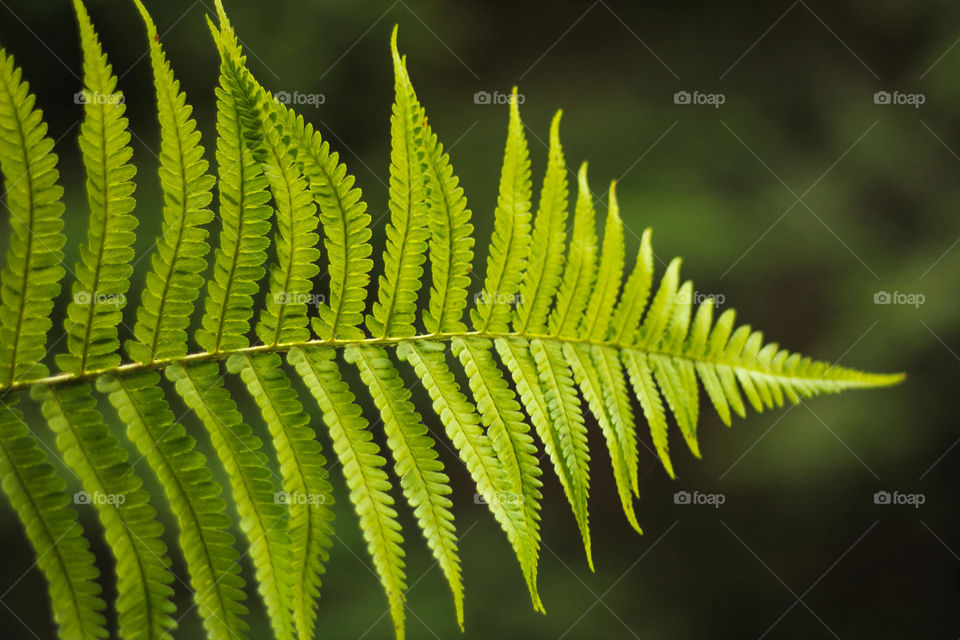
left=0, top=8, right=903, bottom=640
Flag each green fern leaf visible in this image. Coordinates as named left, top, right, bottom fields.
left=289, top=346, right=407, bottom=640
left=168, top=361, right=296, bottom=640
left=274, top=108, right=373, bottom=341
left=549, top=163, right=597, bottom=337
left=0, top=11, right=906, bottom=640
left=582, top=181, right=624, bottom=340
left=34, top=382, right=177, bottom=640
left=196, top=18, right=273, bottom=354
left=99, top=372, right=248, bottom=640
left=621, top=349, right=674, bottom=477
left=610, top=228, right=654, bottom=345
left=564, top=341, right=643, bottom=532
left=210, top=13, right=320, bottom=348
left=0, top=49, right=66, bottom=387
left=58, top=0, right=138, bottom=376
left=471, top=88, right=532, bottom=333
left=126, top=0, right=214, bottom=364
left=453, top=336, right=544, bottom=611
left=417, top=95, right=474, bottom=335
left=514, top=111, right=568, bottom=334
left=346, top=345, right=464, bottom=625
left=230, top=352, right=334, bottom=640
left=497, top=336, right=593, bottom=569
left=366, top=29, right=429, bottom=339
left=530, top=338, right=592, bottom=545
left=395, top=340, right=541, bottom=602
left=0, top=398, right=107, bottom=640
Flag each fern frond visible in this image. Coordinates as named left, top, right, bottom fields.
left=0, top=11, right=905, bottom=640
left=529, top=339, right=592, bottom=557
left=167, top=361, right=295, bottom=640
left=452, top=336, right=544, bottom=611
left=99, top=372, right=248, bottom=640
left=471, top=88, right=532, bottom=333
left=418, top=93, right=474, bottom=335
left=289, top=346, right=407, bottom=640
left=610, top=228, right=654, bottom=345
left=346, top=345, right=464, bottom=627
left=127, top=0, right=214, bottom=364
left=582, top=182, right=624, bottom=340
left=564, top=341, right=642, bottom=533
left=57, top=0, right=138, bottom=376
left=366, top=29, right=429, bottom=339
left=34, top=382, right=177, bottom=640
left=274, top=108, right=372, bottom=342
left=514, top=111, right=568, bottom=334
left=621, top=350, right=673, bottom=477
left=496, top=336, right=593, bottom=569
left=211, top=13, right=320, bottom=349
left=0, top=49, right=66, bottom=387
left=230, top=353, right=333, bottom=640
left=395, top=340, right=541, bottom=601
left=196, top=16, right=273, bottom=354
left=592, top=344, right=640, bottom=495
left=0, top=398, right=107, bottom=640
left=549, top=163, right=597, bottom=337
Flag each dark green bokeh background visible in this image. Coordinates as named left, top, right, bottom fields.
left=1, top=1, right=958, bottom=638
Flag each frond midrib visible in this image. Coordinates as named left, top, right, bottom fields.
left=1, top=329, right=903, bottom=395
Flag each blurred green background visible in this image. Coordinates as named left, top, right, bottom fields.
left=1, top=0, right=958, bottom=638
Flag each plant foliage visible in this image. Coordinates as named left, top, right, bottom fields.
left=0, top=2, right=902, bottom=639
